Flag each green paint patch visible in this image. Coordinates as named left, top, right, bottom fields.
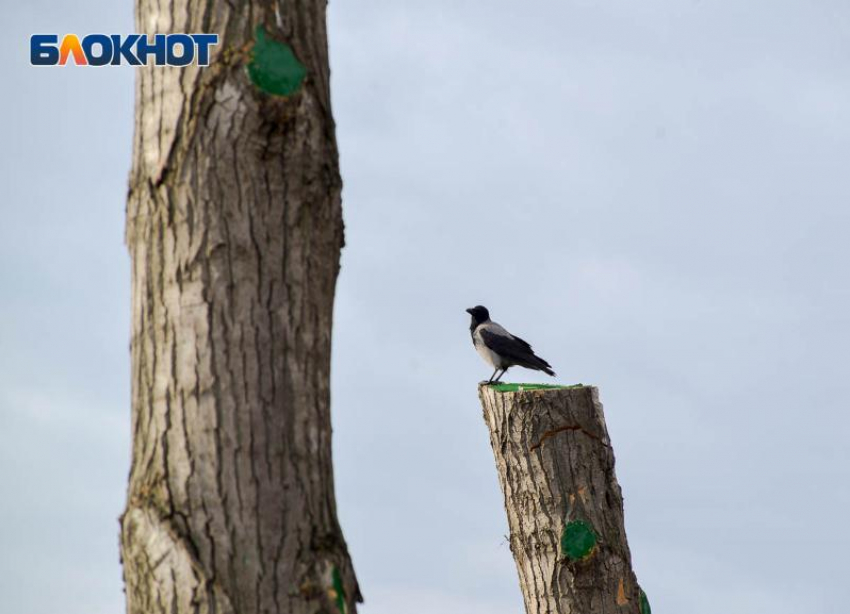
left=489, top=383, right=584, bottom=393
left=331, top=567, right=346, bottom=614
left=248, top=26, right=306, bottom=96
left=639, top=588, right=651, bottom=614
left=561, top=519, right=597, bottom=560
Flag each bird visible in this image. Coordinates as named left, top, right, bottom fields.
left=466, top=305, right=556, bottom=383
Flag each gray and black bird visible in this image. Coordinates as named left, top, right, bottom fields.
left=466, top=305, right=556, bottom=383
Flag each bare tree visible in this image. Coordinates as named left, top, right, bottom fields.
left=119, top=2, right=360, bottom=613
left=479, top=384, right=650, bottom=614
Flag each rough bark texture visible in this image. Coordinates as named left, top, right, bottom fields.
left=479, top=385, right=646, bottom=614
left=120, top=2, right=360, bottom=614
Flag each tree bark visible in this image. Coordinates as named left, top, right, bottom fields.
left=120, top=3, right=360, bottom=614
left=478, top=384, right=649, bottom=614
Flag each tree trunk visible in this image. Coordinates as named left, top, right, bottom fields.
left=478, top=384, right=649, bottom=614
left=119, top=3, right=360, bottom=614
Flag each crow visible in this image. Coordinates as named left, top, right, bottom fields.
left=466, top=305, right=556, bottom=383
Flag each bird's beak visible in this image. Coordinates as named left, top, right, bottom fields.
left=465, top=308, right=474, bottom=315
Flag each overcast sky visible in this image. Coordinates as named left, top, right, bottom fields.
left=3, top=1, right=850, bottom=613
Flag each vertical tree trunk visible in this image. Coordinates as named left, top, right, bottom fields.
left=479, top=384, right=649, bottom=614
left=120, top=3, right=360, bottom=614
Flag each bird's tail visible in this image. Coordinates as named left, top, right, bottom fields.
left=526, top=355, right=556, bottom=377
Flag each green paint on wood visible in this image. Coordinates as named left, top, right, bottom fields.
left=639, top=588, right=651, bottom=614
left=248, top=26, right=306, bottom=96
left=331, top=567, right=346, bottom=614
left=561, top=519, right=597, bottom=560
left=489, top=383, right=584, bottom=393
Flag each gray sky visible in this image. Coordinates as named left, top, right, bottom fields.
left=2, top=1, right=849, bottom=613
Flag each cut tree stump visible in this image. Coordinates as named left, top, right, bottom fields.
left=478, top=383, right=650, bottom=614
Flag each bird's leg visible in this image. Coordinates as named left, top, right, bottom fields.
left=493, top=368, right=507, bottom=383
left=487, top=368, right=499, bottom=383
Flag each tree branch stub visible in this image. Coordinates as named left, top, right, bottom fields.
left=478, top=383, right=649, bottom=614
